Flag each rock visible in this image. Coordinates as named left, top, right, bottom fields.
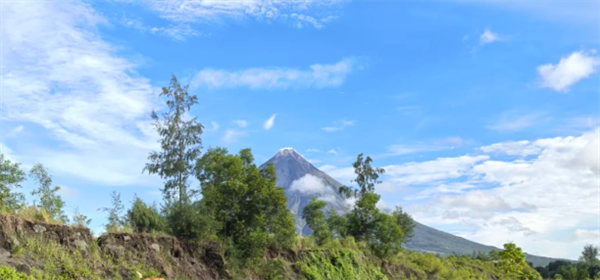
left=8, top=236, right=20, bottom=250
left=104, top=245, right=124, bottom=258
left=151, top=243, right=160, bottom=253
left=33, top=224, right=46, bottom=233
left=123, top=235, right=131, bottom=241
left=74, top=240, right=87, bottom=250
left=0, top=248, right=11, bottom=259
left=15, top=263, right=31, bottom=275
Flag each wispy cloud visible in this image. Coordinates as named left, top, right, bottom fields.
left=306, top=148, right=321, bottom=153
left=145, top=0, right=344, bottom=30
left=487, top=112, right=546, bottom=132
left=381, top=137, right=474, bottom=157
left=321, top=119, right=355, bottom=132
left=209, top=121, right=220, bottom=132
left=479, top=29, right=500, bottom=44
left=327, top=149, right=339, bottom=155
left=191, top=58, right=360, bottom=90
left=1, top=1, right=161, bottom=186
left=537, top=50, right=599, bottom=92
left=232, top=120, right=247, bottom=128
left=264, top=114, right=277, bottom=130
left=222, top=129, right=247, bottom=144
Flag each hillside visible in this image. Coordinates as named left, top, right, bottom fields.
left=261, top=148, right=566, bottom=267
left=0, top=214, right=538, bottom=280
left=405, top=222, right=566, bottom=267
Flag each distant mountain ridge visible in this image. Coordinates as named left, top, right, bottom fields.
left=259, top=147, right=569, bottom=267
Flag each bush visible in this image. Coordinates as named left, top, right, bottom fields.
left=126, top=196, right=165, bottom=233
left=0, top=266, right=33, bottom=280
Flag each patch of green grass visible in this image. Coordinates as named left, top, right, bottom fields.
left=0, top=266, right=34, bottom=280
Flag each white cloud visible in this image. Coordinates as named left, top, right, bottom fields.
left=321, top=119, right=355, bottom=132
left=440, top=190, right=511, bottom=211
left=5, top=125, right=25, bottom=138
left=222, top=129, right=247, bottom=144
left=150, top=24, right=200, bottom=41
left=382, top=137, right=475, bottom=157
left=479, top=29, right=500, bottom=44
left=537, top=50, right=599, bottom=92
left=232, top=119, right=247, bottom=128
left=327, top=149, right=339, bottom=155
left=191, top=58, right=358, bottom=90
left=0, top=1, right=162, bottom=186
left=570, top=229, right=600, bottom=241
left=290, top=174, right=340, bottom=203
left=290, top=174, right=329, bottom=195
left=264, top=114, right=277, bottom=130
left=58, top=185, right=79, bottom=200
left=406, top=128, right=600, bottom=260
left=384, top=155, right=489, bottom=187
left=209, top=121, right=220, bottom=132
left=480, top=140, right=542, bottom=156
left=487, top=112, right=546, bottom=132
left=144, top=0, right=343, bottom=33
left=319, top=164, right=354, bottom=184
left=306, top=148, right=321, bottom=153
left=385, top=144, right=444, bottom=156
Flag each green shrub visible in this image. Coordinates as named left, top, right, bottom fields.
left=126, top=195, right=166, bottom=233
left=0, top=266, right=33, bottom=280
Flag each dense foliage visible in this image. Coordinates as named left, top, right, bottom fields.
left=534, top=244, right=600, bottom=280
left=304, top=154, right=406, bottom=259
left=0, top=154, right=26, bottom=213
left=126, top=195, right=166, bottom=233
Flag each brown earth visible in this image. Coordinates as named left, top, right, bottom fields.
left=0, top=214, right=226, bottom=279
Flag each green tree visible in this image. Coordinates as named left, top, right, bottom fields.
left=370, top=212, right=404, bottom=258
left=302, top=197, right=331, bottom=245
left=391, top=206, right=415, bottom=243
left=144, top=74, right=204, bottom=205
left=0, top=154, right=26, bottom=212
left=581, top=244, right=600, bottom=265
left=98, top=191, right=125, bottom=232
left=126, top=195, right=166, bottom=233
left=499, top=242, right=541, bottom=280
left=28, top=164, right=68, bottom=223
left=326, top=209, right=348, bottom=239
left=338, top=153, right=385, bottom=199
left=347, top=192, right=381, bottom=243
left=71, top=207, right=92, bottom=227
left=196, top=148, right=296, bottom=259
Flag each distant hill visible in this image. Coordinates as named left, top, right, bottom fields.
left=260, top=147, right=570, bottom=267
left=405, top=222, right=569, bottom=267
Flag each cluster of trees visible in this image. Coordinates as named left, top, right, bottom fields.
left=0, top=154, right=89, bottom=227
left=302, top=154, right=416, bottom=258
left=533, top=244, right=600, bottom=280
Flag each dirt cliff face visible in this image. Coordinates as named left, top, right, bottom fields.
left=0, top=214, right=225, bottom=280
left=97, top=233, right=225, bottom=279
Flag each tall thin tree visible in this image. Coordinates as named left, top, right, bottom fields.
left=144, top=75, right=204, bottom=205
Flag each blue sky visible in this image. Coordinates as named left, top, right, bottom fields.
left=1, top=0, right=599, bottom=260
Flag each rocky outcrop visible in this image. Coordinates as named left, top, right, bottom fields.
left=0, top=214, right=225, bottom=279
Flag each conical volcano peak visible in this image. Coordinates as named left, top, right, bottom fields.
left=275, top=147, right=305, bottom=159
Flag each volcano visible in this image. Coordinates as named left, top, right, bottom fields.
left=259, top=147, right=566, bottom=267
left=259, top=148, right=348, bottom=235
